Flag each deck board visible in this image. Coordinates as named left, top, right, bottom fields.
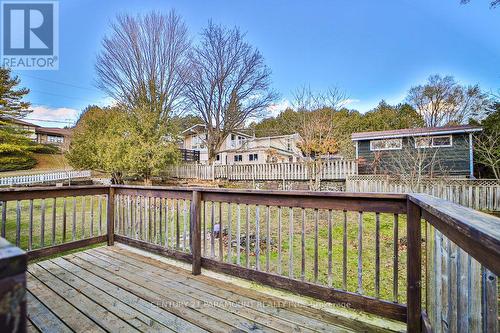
left=27, top=245, right=394, bottom=333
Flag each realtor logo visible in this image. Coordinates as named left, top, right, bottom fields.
left=1, top=1, right=59, bottom=69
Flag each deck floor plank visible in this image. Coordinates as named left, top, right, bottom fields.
left=27, top=272, right=105, bottom=333
left=28, top=264, right=140, bottom=333
left=50, top=256, right=206, bottom=333
left=88, top=248, right=320, bottom=333
left=26, top=291, right=72, bottom=333
left=64, top=254, right=236, bottom=333
left=106, top=246, right=386, bottom=333
left=37, top=260, right=172, bottom=333
left=74, top=251, right=277, bottom=333
left=102, top=246, right=362, bottom=332
left=26, top=245, right=389, bottom=333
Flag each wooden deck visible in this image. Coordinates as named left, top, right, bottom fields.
left=26, top=245, right=394, bottom=333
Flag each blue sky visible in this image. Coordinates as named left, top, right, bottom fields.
left=11, top=0, right=500, bottom=127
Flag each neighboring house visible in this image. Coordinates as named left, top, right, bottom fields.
left=351, top=125, right=482, bottom=177
left=181, top=124, right=304, bottom=165
left=8, top=118, right=72, bottom=151
left=8, top=118, right=38, bottom=140
left=181, top=124, right=252, bottom=164
left=225, top=134, right=304, bottom=164
left=35, top=127, right=72, bottom=151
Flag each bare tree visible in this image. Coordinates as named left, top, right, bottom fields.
left=291, top=86, right=348, bottom=190
left=475, top=131, right=500, bottom=179
left=95, top=10, right=190, bottom=122
left=407, top=75, right=491, bottom=127
left=460, top=0, right=500, bottom=8
left=292, top=86, right=348, bottom=158
left=384, top=138, right=448, bottom=189
left=183, top=21, right=277, bottom=163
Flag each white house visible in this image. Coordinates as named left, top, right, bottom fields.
left=181, top=124, right=251, bottom=164
left=181, top=124, right=304, bottom=165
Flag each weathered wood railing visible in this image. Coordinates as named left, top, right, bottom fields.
left=409, top=194, right=499, bottom=333
left=0, top=186, right=110, bottom=260
left=0, top=185, right=498, bottom=332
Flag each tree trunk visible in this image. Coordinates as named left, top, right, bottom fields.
left=143, top=173, right=152, bottom=186
left=111, top=172, right=124, bottom=185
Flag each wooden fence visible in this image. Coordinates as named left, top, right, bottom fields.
left=0, top=170, right=91, bottom=187
left=166, top=160, right=358, bottom=181
left=346, top=175, right=500, bottom=211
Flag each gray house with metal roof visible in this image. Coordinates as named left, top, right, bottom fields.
left=351, top=125, right=483, bottom=177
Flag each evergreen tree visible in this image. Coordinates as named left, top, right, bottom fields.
left=0, top=67, right=37, bottom=171
left=0, top=67, right=31, bottom=119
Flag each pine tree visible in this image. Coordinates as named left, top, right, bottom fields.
left=0, top=67, right=37, bottom=171
left=0, top=67, right=31, bottom=119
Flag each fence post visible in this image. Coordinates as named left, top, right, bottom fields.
left=190, top=190, right=202, bottom=275
left=407, top=199, right=422, bottom=332
left=107, top=187, right=115, bottom=246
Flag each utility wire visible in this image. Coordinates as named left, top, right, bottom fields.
left=17, top=73, right=101, bottom=92
left=29, top=89, right=99, bottom=104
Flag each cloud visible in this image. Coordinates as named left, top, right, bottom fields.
left=265, top=99, right=292, bottom=117
left=342, top=98, right=360, bottom=106
left=27, top=105, right=79, bottom=127
left=95, top=96, right=117, bottom=107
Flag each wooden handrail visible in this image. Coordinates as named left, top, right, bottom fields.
left=408, top=193, right=500, bottom=276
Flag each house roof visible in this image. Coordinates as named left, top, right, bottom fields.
left=3, top=118, right=40, bottom=127
left=351, top=125, right=482, bottom=141
left=181, top=124, right=252, bottom=138
left=36, top=127, right=72, bottom=137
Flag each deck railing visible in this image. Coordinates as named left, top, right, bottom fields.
left=0, top=185, right=498, bottom=332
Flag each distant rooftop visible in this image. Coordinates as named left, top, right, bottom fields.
left=351, top=125, right=482, bottom=141
left=36, top=127, right=72, bottom=136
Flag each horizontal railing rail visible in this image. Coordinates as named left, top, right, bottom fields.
left=0, top=185, right=498, bottom=332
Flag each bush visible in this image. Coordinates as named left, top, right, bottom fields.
left=31, top=143, right=60, bottom=154
left=0, top=154, right=37, bottom=171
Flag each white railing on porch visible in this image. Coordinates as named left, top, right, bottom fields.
left=166, top=160, right=358, bottom=181
left=0, top=170, right=92, bottom=186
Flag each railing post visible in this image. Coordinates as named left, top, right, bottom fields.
left=407, top=199, right=422, bottom=332
left=0, top=238, right=27, bottom=333
left=190, top=190, right=201, bottom=275
left=107, top=187, right=115, bottom=246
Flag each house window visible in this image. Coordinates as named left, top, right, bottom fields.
left=415, top=135, right=452, bottom=148
left=287, top=139, right=292, bottom=151
left=216, top=154, right=220, bottom=161
left=431, top=135, right=452, bottom=147
left=249, top=153, right=258, bottom=161
left=231, top=134, right=236, bottom=140
left=415, top=137, right=432, bottom=148
left=234, top=155, right=242, bottom=162
left=47, top=135, right=64, bottom=143
left=370, top=138, right=402, bottom=151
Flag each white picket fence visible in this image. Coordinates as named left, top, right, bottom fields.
left=166, top=160, right=358, bottom=181
left=346, top=175, right=500, bottom=211
left=0, top=170, right=92, bottom=186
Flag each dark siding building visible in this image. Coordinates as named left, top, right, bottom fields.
left=352, top=125, right=482, bottom=177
